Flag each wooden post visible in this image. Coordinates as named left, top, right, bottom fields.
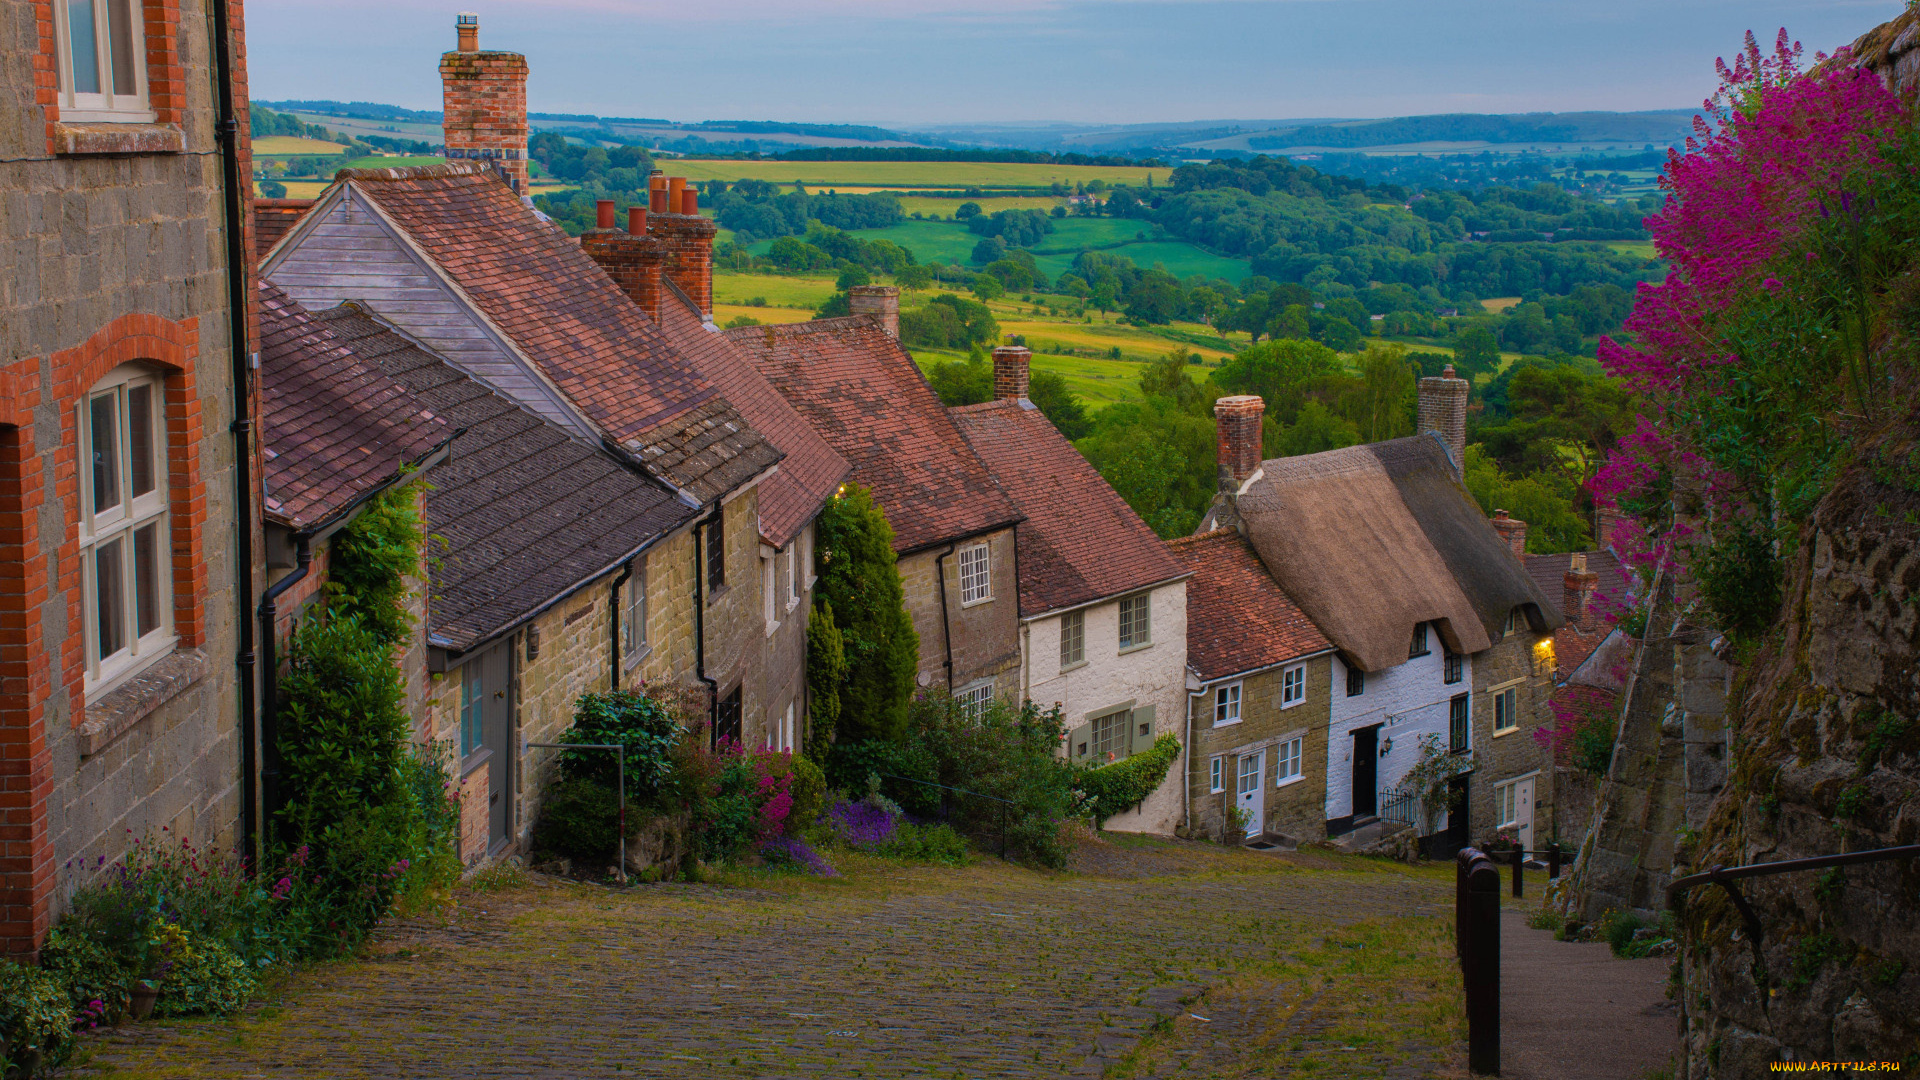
left=1462, top=848, right=1501, bottom=1075
left=1512, top=847, right=1524, bottom=898
left=1456, top=848, right=1472, bottom=959
left=1548, top=840, right=1561, bottom=880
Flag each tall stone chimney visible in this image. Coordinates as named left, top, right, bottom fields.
left=992, top=346, right=1030, bottom=401
left=1595, top=505, right=1622, bottom=553
left=1418, top=363, right=1469, bottom=471
left=645, top=177, right=715, bottom=318
left=1215, top=395, right=1265, bottom=490
left=850, top=286, right=900, bottom=338
left=580, top=205, right=668, bottom=324
left=1490, top=509, right=1528, bottom=559
left=440, top=12, right=529, bottom=195
left=1564, top=552, right=1599, bottom=626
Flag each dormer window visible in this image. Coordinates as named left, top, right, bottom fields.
left=1409, top=621, right=1430, bottom=658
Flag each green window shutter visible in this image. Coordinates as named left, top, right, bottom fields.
left=1068, top=722, right=1092, bottom=762
left=1129, top=705, right=1157, bottom=756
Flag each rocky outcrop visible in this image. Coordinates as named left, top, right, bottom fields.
left=1674, top=448, right=1920, bottom=1076
left=1837, top=11, right=1920, bottom=100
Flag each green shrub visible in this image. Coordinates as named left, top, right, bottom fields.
left=324, top=483, right=425, bottom=648
left=276, top=612, right=411, bottom=842
left=1527, top=908, right=1567, bottom=933
left=1696, top=522, right=1782, bottom=644
left=804, top=599, right=847, bottom=760
left=880, top=822, right=970, bottom=865
left=153, top=933, right=255, bottom=1018
left=905, top=694, right=1075, bottom=868
left=0, top=959, right=74, bottom=1071
left=1075, top=734, right=1181, bottom=824
left=38, top=922, right=130, bottom=1024
left=1572, top=714, right=1616, bottom=777
left=1599, top=909, right=1645, bottom=956
left=561, top=690, right=683, bottom=803
left=531, top=779, right=623, bottom=862
left=788, top=753, right=828, bottom=834
left=815, top=485, right=920, bottom=743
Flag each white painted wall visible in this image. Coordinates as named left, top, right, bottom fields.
left=1024, top=581, right=1188, bottom=834
left=1324, top=640, right=1473, bottom=822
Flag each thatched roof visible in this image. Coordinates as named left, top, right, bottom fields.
left=1228, top=433, right=1564, bottom=671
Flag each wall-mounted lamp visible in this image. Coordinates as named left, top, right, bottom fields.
left=1379, top=735, right=1393, bottom=757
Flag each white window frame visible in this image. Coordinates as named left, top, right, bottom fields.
left=1495, top=777, right=1519, bottom=829
left=1090, top=708, right=1131, bottom=761
left=1118, top=593, right=1151, bottom=651
left=1209, top=755, right=1225, bottom=794
left=957, top=679, right=995, bottom=718
left=621, top=558, right=648, bottom=666
left=1212, top=682, right=1241, bottom=727
left=53, top=0, right=155, bottom=123
left=1275, top=734, right=1304, bottom=786
left=958, top=542, right=992, bottom=606
left=766, top=701, right=796, bottom=752
left=1059, top=609, right=1085, bottom=669
left=800, top=523, right=816, bottom=589
left=1493, top=684, right=1520, bottom=734
left=80, top=364, right=173, bottom=697
left=782, top=543, right=799, bottom=611
left=761, top=550, right=779, bottom=636
left=1280, top=663, right=1306, bottom=708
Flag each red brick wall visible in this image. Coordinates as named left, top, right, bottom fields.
left=579, top=228, right=667, bottom=325
left=648, top=214, right=715, bottom=317
left=440, top=50, right=529, bottom=194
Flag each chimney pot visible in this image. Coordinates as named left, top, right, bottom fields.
left=1564, top=552, right=1600, bottom=626
left=596, top=199, right=616, bottom=230
left=455, top=11, right=478, bottom=52
left=1490, top=509, right=1528, bottom=559
left=668, top=177, right=687, bottom=210
left=627, top=205, right=647, bottom=234
left=681, top=187, right=699, bottom=215
left=1214, top=395, right=1266, bottom=488
left=1418, top=364, right=1469, bottom=472
left=848, top=285, right=900, bottom=338
left=649, top=172, right=669, bottom=214
left=992, top=346, right=1031, bottom=401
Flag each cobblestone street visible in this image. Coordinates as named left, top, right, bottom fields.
left=71, top=840, right=1466, bottom=1079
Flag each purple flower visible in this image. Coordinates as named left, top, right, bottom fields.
left=828, top=800, right=898, bottom=851
left=762, top=837, right=838, bottom=877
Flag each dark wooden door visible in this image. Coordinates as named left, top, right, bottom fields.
left=461, top=646, right=514, bottom=852
left=1352, top=726, right=1379, bottom=817
left=714, top=686, right=742, bottom=748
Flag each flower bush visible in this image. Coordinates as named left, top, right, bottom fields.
left=0, top=958, right=73, bottom=1074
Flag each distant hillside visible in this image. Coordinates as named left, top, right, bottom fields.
left=255, top=100, right=921, bottom=150
left=1244, top=111, right=1696, bottom=151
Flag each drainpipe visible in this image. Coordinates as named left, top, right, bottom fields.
left=256, top=535, right=311, bottom=835
left=692, top=509, right=720, bottom=735
left=933, top=544, right=956, bottom=691
left=609, top=560, right=633, bottom=690
left=1183, top=687, right=1203, bottom=837
left=211, top=0, right=260, bottom=867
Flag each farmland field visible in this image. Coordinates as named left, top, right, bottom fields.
left=1605, top=240, right=1658, bottom=259
left=256, top=181, right=329, bottom=198
left=253, top=136, right=348, bottom=155
left=747, top=217, right=1251, bottom=282
left=669, top=159, right=1164, bottom=189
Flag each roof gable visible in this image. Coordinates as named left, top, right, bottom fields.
left=1168, top=531, right=1331, bottom=681
left=949, top=397, right=1185, bottom=616
left=726, top=317, right=1020, bottom=554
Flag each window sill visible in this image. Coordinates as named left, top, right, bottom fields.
left=1280, top=696, right=1305, bottom=709
left=1057, top=659, right=1088, bottom=674
left=77, top=648, right=207, bottom=757
left=1493, top=725, right=1520, bottom=738
left=1118, top=641, right=1154, bottom=656
left=54, top=122, right=184, bottom=156
left=1210, top=717, right=1242, bottom=729
left=765, top=619, right=781, bottom=638
left=623, top=645, right=652, bottom=672
left=959, top=596, right=993, bottom=610
left=1276, top=774, right=1306, bottom=789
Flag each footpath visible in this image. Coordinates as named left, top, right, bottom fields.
left=1500, top=906, right=1679, bottom=1080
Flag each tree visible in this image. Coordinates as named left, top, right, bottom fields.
left=814, top=485, right=920, bottom=743
left=897, top=264, right=933, bottom=291
left=926, top=351, right=992, bottom=406
left=804, top=600, right=847, bottom=760
left=1461, top=446, right=1589, bottom=553
left=1317, top=316, right=1363, bottom=353
left=1453, top=324, right=1500, bottom=380
left=1353, top=343, right=1417, bottom=442
left=836, top=266, right=872, bottom=290
left=1273, top=400, right=1360, bottom=457
left=1028, top=371, right=1091, bottom=440
left=1212, top=338, right=1342, bottom=425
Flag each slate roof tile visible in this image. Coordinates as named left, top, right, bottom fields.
left=254, top=198, right=315, bottom=262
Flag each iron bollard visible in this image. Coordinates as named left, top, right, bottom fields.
left=1512, top=847, right=1524, bottom=898
left=1548, top=840, right=1561, bottom=880
left=1455, top=848, right=1472, bottom=959
left=1461, top=848, right=1501, bottom=1075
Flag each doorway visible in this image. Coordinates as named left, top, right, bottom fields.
left=714, top=685, right=743, bottom=747
left=1351, top=725, right=1379, bottom=818
left=458, top=645, right=513, bottom=853
left=1497, top=774, right=1536, bottom=852
left=1236, top=750, right=1265, bottom=838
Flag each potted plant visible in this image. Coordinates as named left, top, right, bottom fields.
left=130, top=922, right=191, bottom=1020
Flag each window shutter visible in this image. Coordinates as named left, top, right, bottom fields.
left=1067, top=722, right=1092, bottom=762
left=1130, top=705, right=1158, bottom=756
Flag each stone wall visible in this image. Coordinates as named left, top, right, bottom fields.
left=900, top=527, right=1021, bottom=697
left=1186, top=656, right=1333, bottom=844
left=1468, top=627, right=1559, bottom=847
left=0, top=0, right=258, bottom=955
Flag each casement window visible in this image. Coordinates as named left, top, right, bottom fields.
left=1409, top=621, right=1430, bottom=658
left=1280, top=663, right=1306, bottom=708
left=799, top=525, right=815, bottom=588
left=1209, top=755, right=1225, bottom=794
left=459, top=667, right=482, bottom=758
left=1449, top=693, right=1471, bottom=754
left=1495, top=778, right=1519, bottom=828
left=784, top=544, right=799, bottom=609
left=1213, top=682, right=1242, bottom=727
left=767, top=701, right=795, bottom=752
left=957, top=679, right=995, bottom=718
left=1502, top=608, right=1523, bottom=639
left=1118, top=593, right=1151, bottom=650
left=705, top=505, right=726, bottom=592
left=1275, top=735, right=1304, bottom=784
left=1494, top=686, right=1519, bottom=734
left=1091, top=709, right=1131, bottom=760
left=1059, top=609, right=1085, bottom=668
left=1345, top=664, right=1365, bottom=697
left=1443, top=646, right=1463, bottom=685
left=80, top=365, right=172, bottom=694
left=958, top=542, right=992, bottom=605
left=621, top=559, right=648, bottom=663
left=54, top=0, right=153, bottom=122
left=761, top=552, right=778, bottom=633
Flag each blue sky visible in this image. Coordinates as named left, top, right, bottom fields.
left=248, top=1, right=1903, bottom=126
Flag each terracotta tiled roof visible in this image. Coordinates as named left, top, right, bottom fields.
left=254, top=198, right=314, bottom=262
left=725, top=316, right=1021, bottom=554
left=257, top=280, right=450, bottom=531
left=313, top=302, right=697, bottom=653
left=655, top=287, right=848, bottom=547
left=949, top=397, right=1185, bottom=616
left=1167, top=530, right=1332, bottom=682
left=342, top=163, right=780, bottom=502
left=1524, top=548, right=1635, bottom=676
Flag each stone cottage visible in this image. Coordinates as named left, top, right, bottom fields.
left=0, top=0, right=260, bottom=956
left=1199, top=371, right=1565, bottom=849
left=949, top=348, right=1191, bottom=833
left=1166, top=530, right=1333, bottom=845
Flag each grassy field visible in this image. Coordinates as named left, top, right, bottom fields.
left=338, top=155, right=447, bottom=170
left=670, top=159, right=1165, bottom=189
left=257, top=181, right=329, bottom=198
left=1606, top=240, right=1658, bottom=259
left=748, top=217, right=1252, bottom=282
left=253, top=136, right=348, bottom=155
left=1482, top=296, right=1523, bottom=313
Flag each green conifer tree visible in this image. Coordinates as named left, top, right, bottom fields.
left=814, top=484, right=919, bottom=743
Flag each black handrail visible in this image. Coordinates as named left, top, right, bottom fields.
left=1666, top=843, right=1920, bottom=944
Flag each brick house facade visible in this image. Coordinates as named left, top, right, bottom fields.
left=1, top=0, right=259, bottom=956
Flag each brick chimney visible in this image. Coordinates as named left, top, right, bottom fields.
left=1417, top=363, right=1469, bottom=471
left=849, top=286, right=900, bottom=338
left=1564, top=552, right=1599, bottom=626
left=1490, top=509, right=1527, bottom=559
left=992, top=346, right=1030, bottom=401
left=580, top=207, right=667, bottom=324
left=1215, top=395, right=1265, bottom=490
left=1594, top=505, right=1622, bottom=553
left=644, top=176, right=715, bottom=318
left=440, top=12, right=529, bottom=195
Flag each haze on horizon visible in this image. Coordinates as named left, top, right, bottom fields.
left=250, top=0, right=1900, bottom=128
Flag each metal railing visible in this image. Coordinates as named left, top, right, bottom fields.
left=1666, top=843, right=1920, bottom=944
left=880, top=774, right=1014, bottom=859
left=1379, top=787, right=1422, bottom=827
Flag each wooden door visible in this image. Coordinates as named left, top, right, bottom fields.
left=1236, top=751, right=1265, bottom=838
left=1515, top=775, right=1535, bottom=854
left=460, top=646, right=513, bottom=853
left=1351, top=726, right=1378, bottom=817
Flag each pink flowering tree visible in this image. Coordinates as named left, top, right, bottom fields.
left=1593, top=30, right=1917, bottom=637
